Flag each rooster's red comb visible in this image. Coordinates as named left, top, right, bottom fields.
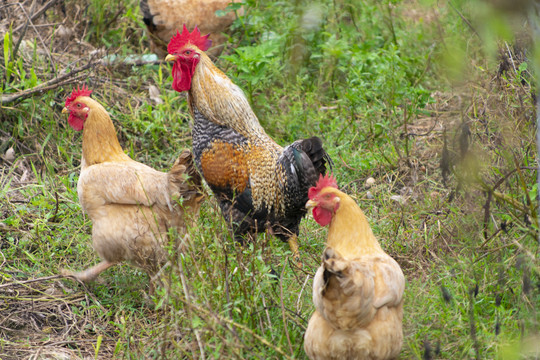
left=168, top=24, right=212, bottom=54
left=308, top=173, right=338, bottom=200
left=65, top=85, right=92, bottom=107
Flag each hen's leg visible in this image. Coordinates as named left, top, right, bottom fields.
left=288, top=235, right=302, bottom=268
left=61, top=261, right=116, bottom=282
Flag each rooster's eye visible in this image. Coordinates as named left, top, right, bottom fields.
left=185, top=50, right=191, bottom=55
left=76, top=104, right=81, bottom=108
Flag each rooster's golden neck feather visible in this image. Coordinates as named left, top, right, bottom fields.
left=78, top=97, right=130, bottom=166
left=324, top=188, right=383, bottom=258
left=189, top=52, right=276, bottom=145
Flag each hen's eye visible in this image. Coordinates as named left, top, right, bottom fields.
left=185, top=50, right=191, bottom=55
left=76, top=104, right=81, bottom=108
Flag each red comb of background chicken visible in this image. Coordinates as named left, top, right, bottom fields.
left=168, top=24, right=212, bottom=54
left=65, top=85, right=92, bottom=107
left=308, top=174, right=338, bottom=200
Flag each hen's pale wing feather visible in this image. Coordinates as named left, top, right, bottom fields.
left=78, top=160, right=172, bottom=212
left=313, top=253, right=405, bottom=331
left=371, top=256, right=405, bottom=309
left=313, top=261, right=375, bottom=330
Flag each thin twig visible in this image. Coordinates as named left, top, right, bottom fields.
left=468, top=286, right=480, bottom=360
left=16, top=0, right=57, bottom=75
left=279, top=263, right=294, bottom=355
left=0, top=129, right=34, bottom=153
left=49, top=191, right=59, bottom=222
left=504, top=41, right=517, bottom=74
left=406, top=119, right=440, bottom=137
left=478, top=228, right=503, bottom=249
left=99, top=58, right=164, bottom=67
left=0, top=249, right=6, bottom=269
left=221, top=236, right=241, bottom=341
left=296, top=274, right=309, bottom=314
left=260, top=292, right=273, bottom=329
left=0, top=274, right=65, bottom=289
left=12, top=0, right=36, bottom=61
left=481, top=166, right=537, bottom=239
left=339, top=154, right=361, bottom=171
left=176, top=251, right=206, bottom=360
left=447, top=0, right=481, bottom=39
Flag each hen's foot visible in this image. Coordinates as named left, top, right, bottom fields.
left=288, top=235, right=303, bottom=268
left=61, top=261, right=116, bottom=282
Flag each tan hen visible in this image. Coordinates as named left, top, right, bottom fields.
left=140, top=0, right=241, bottom=57
left=61, top=86, right=203, bottom=288
left=304, top=175, right=405, bottom=360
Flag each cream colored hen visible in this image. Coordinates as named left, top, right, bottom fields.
left=139, top=0, right=242, bottom=57
left=304, top=175, right=405, bottom=360
left=61, top=86, right=203, bottom=287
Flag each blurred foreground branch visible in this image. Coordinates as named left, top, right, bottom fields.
left=531, top=2, right=540, bottom=244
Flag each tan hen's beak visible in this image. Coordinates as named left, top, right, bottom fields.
left=165, top=54, right=177, bottom=62
left=62, top=107, right=68, bottom=114
left=306, top=200, right=317, bottom=211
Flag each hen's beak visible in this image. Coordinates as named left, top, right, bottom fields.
left=165, top=54, right=177, bottom=62
left=306, top=200, right=317, bottom=210
left=62, top=107, right=68, bottom=114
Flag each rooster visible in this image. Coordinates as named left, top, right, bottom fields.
left=304, top=174, right=405, bottom=360
left=139, top=0, right=241, bottom=58
left=164, top=26, right=332, bottom=263
left=61, top=86, right=203, bottom=287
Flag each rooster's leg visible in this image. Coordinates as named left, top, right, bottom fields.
left=288, top=235, right=303, bottom=268
left=61, top=261, right=116, bottom=282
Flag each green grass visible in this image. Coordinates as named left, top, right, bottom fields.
left=0, top=0, right=538, bottom=358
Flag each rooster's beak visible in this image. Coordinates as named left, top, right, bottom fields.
left=306, top=200, right=317, bottom=210
left=62, top=107, right=68, bottom=114
left=165, top=54, right=177, bottom=62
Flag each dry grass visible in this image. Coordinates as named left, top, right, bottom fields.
left=0, top=276, right=117, bottom=359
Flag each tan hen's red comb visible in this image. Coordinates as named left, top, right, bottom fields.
left=308, top=174, right=338, bottom=200
left=65, top=85, right=92, bottom=107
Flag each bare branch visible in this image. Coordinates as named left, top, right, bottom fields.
left=0, top=60, right=96, bottom=105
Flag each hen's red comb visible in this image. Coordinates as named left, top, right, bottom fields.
left=65, top=85, right=92, bottom=107
left=168, top=24, right=212, bottom=54
left=308, top=173, right=338, bottom=200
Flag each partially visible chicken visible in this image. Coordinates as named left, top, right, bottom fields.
left=61, top=86, right=203, bottom=286
left=139, top=0, right=241, bottom=58
left=304, top=175, right=405, bottom=360
left=165, top=26, right=332, bottom=264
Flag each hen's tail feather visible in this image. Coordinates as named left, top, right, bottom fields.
left=139, top=0, right=154, bottom=30
left=322, top=247, right=368, bottom=300
left=168, top=149, right=204, bottom=204
left=323, top=247, right=349, bottom=275
left=169, top=149, right=201, bottom=185
left=321, top=247, right=352, bottom=297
